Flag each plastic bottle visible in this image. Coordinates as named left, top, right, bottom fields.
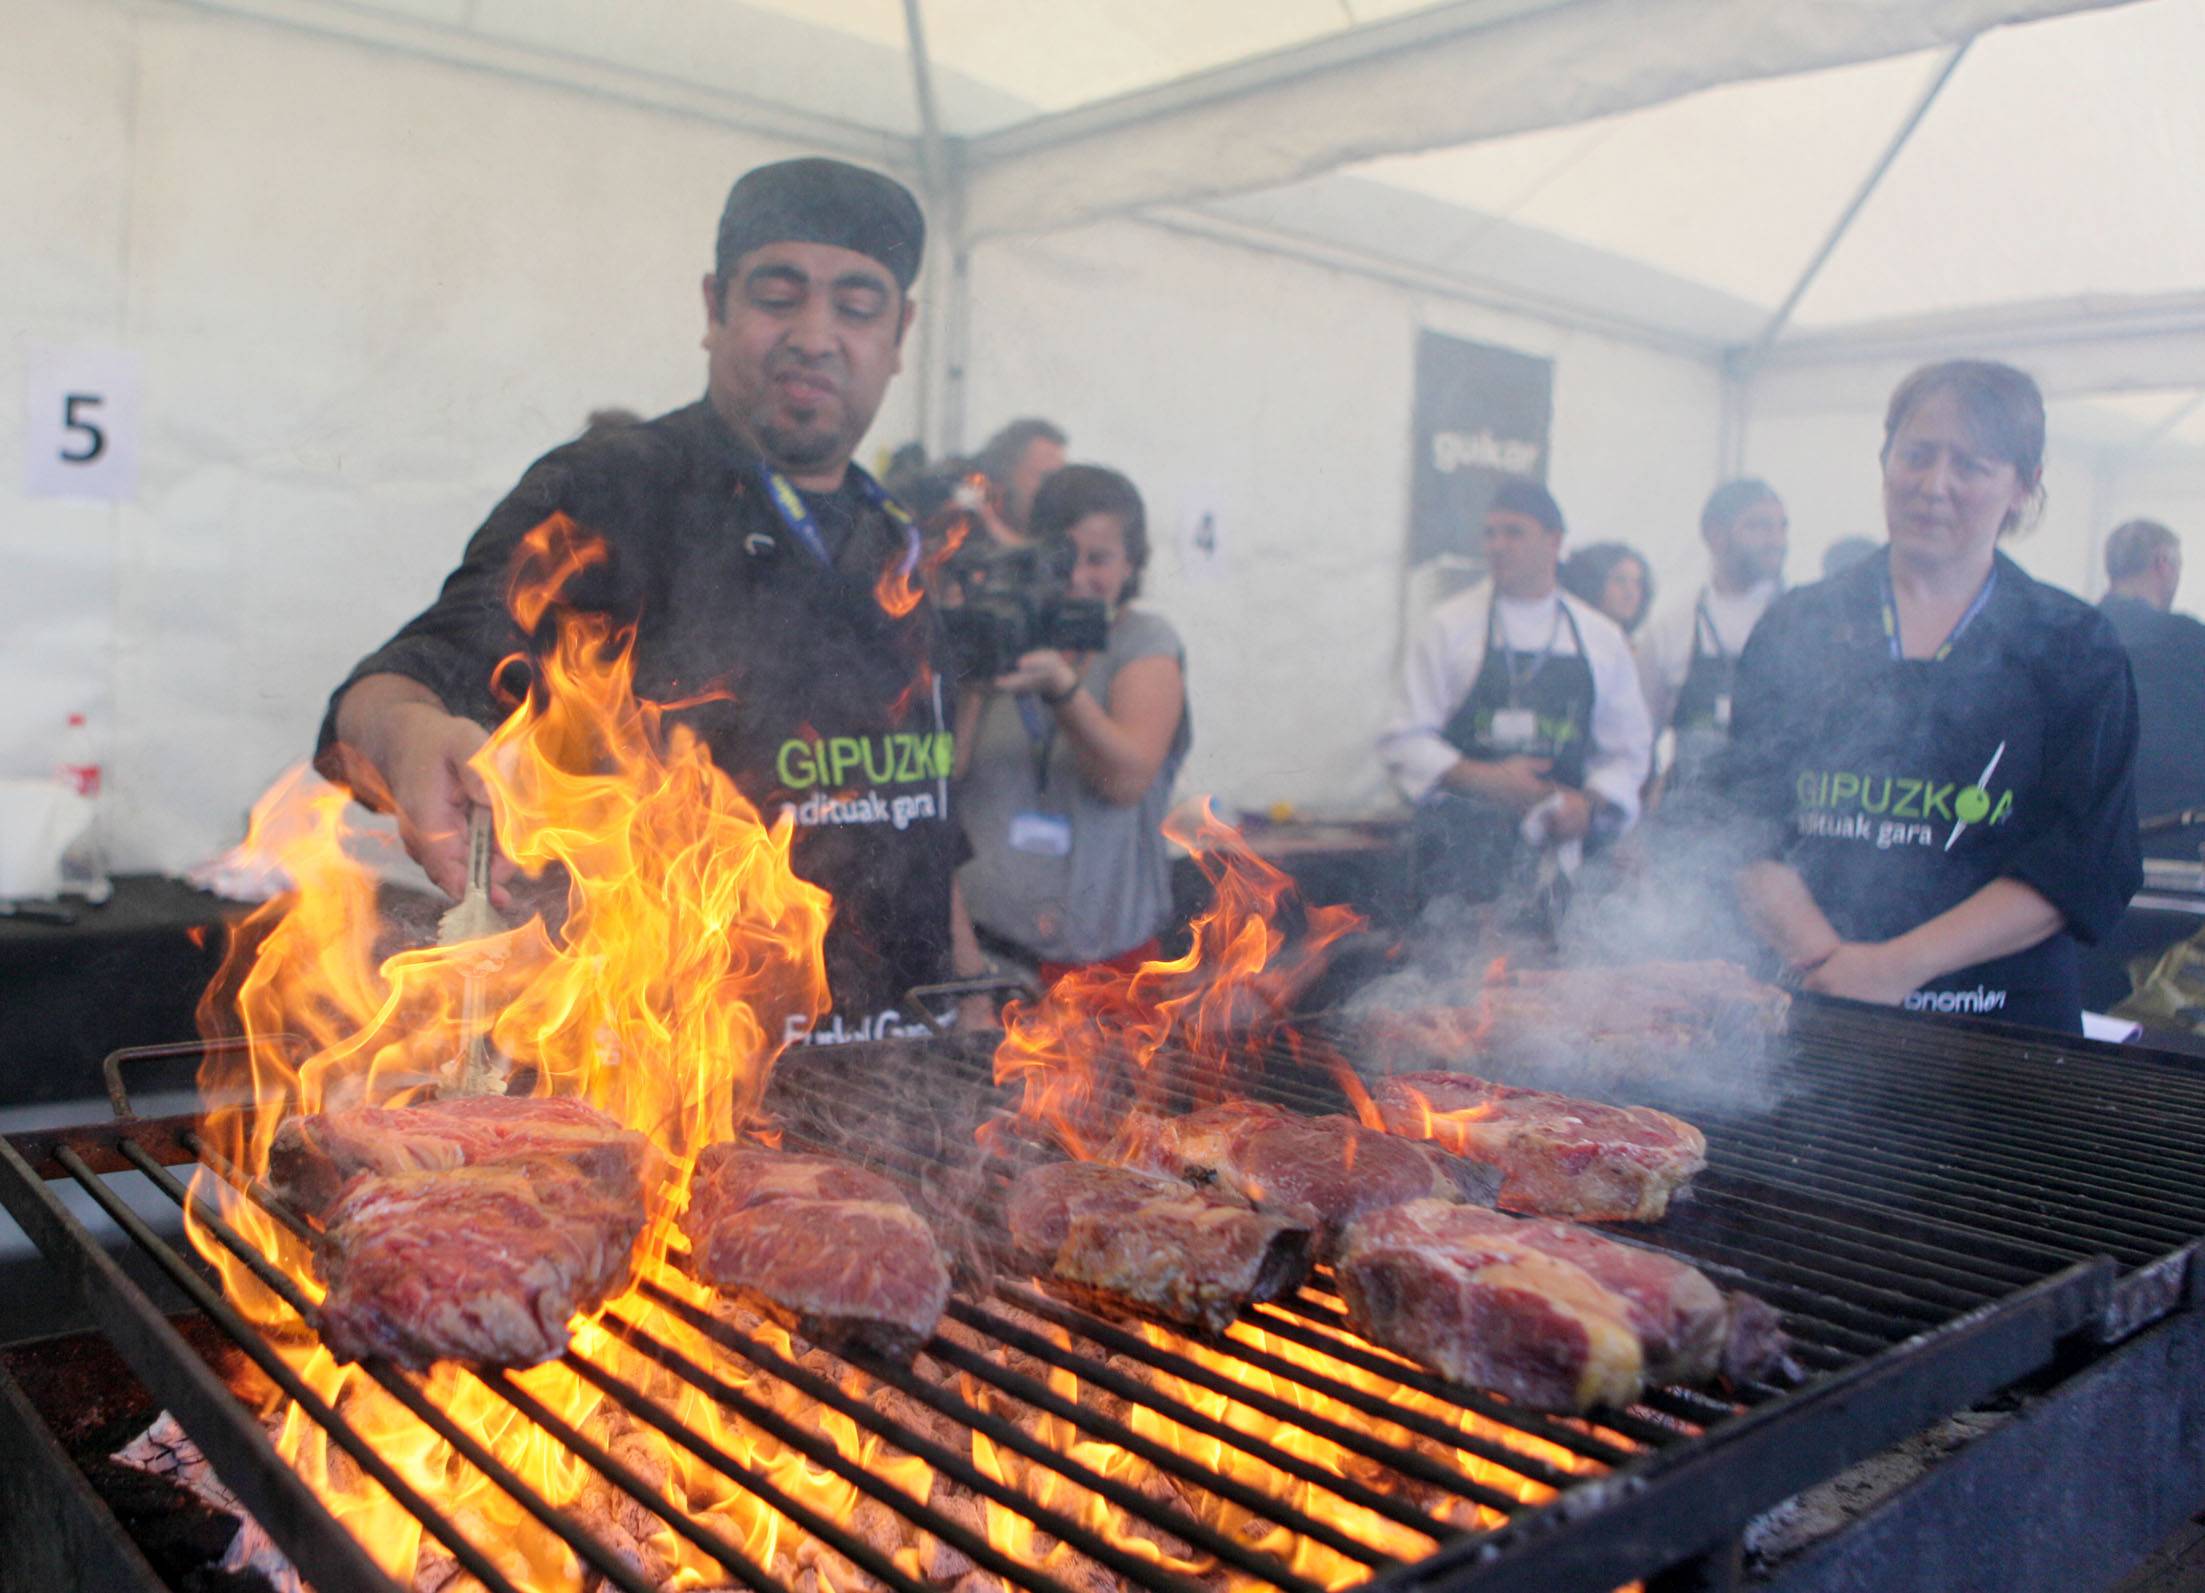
left=55, top=712, right=112, bottom=904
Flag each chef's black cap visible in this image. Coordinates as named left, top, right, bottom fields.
left=1491, top=476, right=1565, bottom=535
left=715, top=158, right=925, bottom=292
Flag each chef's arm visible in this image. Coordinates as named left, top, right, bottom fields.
left=1738, top=861, right=1844, bottom=973
left=1879, top=879, right=2064, bottom=989
left=1790, top=877, right=2064, bottom=1007
left=331, top=673, right=510, bottom=905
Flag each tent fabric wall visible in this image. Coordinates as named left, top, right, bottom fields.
left=2, top=0, right=916, bottom=874
left=960, top=218, right=1723, bottom=817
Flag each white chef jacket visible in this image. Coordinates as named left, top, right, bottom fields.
left=1379, top=580, right=1654, bottom=826
left=1636, top=579, right=1781, bottom=737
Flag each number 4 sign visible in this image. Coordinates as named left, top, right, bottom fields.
left=24, top=346, right=141, bottom=501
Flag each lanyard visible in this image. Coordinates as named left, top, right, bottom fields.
left=1485, top=593, right=1568, bottom=707
left=1881, top=559, right=1997, bottom=662
left=756, top=461, right=919, bottom=570
left=1692, top=590, right=1731, bottom=662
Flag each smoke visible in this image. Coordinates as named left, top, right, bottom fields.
left=1345, top=807, right=1794, bottom=1117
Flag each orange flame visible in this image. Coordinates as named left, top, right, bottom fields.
left=179, top=557, right=1627, bottom=1588
left=991, top=800, right=1365, bottom=1157
left=875, top=480, right=978, bottom=619
left=186, top=513, right=846, bottom=1588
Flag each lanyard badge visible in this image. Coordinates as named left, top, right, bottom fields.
left=756, top=462, right=920, bottom=570
left=1881, top=561, right=1997, bottom=662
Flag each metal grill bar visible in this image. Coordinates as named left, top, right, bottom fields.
left=0, top=1137, right=405, bottom=1593
left=589, top=1311, right=1083, bottom=1593
left=926, top=1302, right=1423, bottom=1561
left=632, top=1276, right=1232, bottom=1593
left=125, top=1144, right=666, bottom=1593
left=9, top=991, right=2197, bottom=1593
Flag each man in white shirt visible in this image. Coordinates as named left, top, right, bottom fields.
left=1380, top=478, right=1653, bottom=903
left=1636, top=479, right=1789, bottom=791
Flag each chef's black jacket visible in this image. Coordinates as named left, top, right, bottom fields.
left=1722, top=549, right=2142, bottom=1033
left=315, top=399, right=966, bottom=1043
left=2098, top=593, right=2205, bottom=857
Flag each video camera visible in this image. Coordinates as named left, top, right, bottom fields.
left=940, top=542, right=1109, bottom=681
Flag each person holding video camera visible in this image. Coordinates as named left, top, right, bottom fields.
left=954, top=465, right=1192, bottom=983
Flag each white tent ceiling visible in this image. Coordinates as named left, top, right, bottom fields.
left=189, top=0, right=2203, bottom=384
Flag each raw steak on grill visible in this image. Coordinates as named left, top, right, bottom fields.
left=317, top=1159, right=646, bottom=1370
left=1374, top=1071, right=1706, bottom=1221
left=1005, top=1160, right=1313, bottom=1333
left=1113, top=1100, right=1495, bottom=1257
left=268, top=1094, right=656, bottom=1221
left=680, top=1143, right=950, bottom=1361
left=1397, top=1205, right=1785, bottom=1384
left=1334, top=1198, right=1644, bottom=1412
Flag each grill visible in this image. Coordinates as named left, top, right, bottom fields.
left=3, top=997, right=2203, bottom=1593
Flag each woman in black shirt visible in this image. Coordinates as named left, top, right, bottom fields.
left=1722, top=360, right=2141, bottom=1033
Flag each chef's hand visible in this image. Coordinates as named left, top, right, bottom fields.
left=1803, top=942, right=1921, bottom=1006
left=382, top=707, right=520, bottom=909
left=1446, top=755, right=1554, bottom=814
left=1545, top=789, right=1594, bottom=842
left=955, top=992, right=1000, bottom=1033
left=993, top=649, right=1081, bottom=702
left=334, top=677, right=516, bottom=909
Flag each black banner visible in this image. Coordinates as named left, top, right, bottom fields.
left=1406, top=330, right=1554, bottom=587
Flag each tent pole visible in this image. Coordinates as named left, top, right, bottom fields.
left=901, top=0, right=965, bottom=457
left=1741, top=40, right=1971, bottom=365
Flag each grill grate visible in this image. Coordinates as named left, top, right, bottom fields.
left=1, top=997, right=2198, bottom=1593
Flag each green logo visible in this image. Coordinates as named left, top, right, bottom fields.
left=1955, top=786, right=1991, bottom=824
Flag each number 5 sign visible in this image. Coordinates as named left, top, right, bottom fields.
left=24, top=346, right=142, bottom=500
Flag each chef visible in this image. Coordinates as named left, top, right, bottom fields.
left=1380, top=478, right=1653, bottom=906
left=1721, top=360, right=2142, bottom=1033
left=1637, top=478, right=1789, bottom=793
left=315, top=157, right=987, bottom=1041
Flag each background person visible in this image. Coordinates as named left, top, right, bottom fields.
left=318, top=157, right=988, bottom=1041
left=1821, top=535, right=1880, bottom=579
left=972, top=417, right=1069, bottom=543
left=1638, top=478, right=1789, bottom=792
left=1380, top=477, right=1652, bottom=906
left=1560, top=542, right=1654, bottom=636
left=2098, top=518, right=2205, bottom=857
left=955, top=465, right=1191, bottom=983
left=1722, top=361, right=2141, bottom=1034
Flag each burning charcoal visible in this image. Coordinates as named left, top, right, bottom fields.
left=576, top=1505, right=677, bottom=1593
left=869, top=1383, right=964, bottom=1456
left=914, top=1525, right=977, bottom=1585
left=1115, top=1468, right=1200, bottom=1563
left=797, top=1532, right=892, bottom=1593
left=413, top=1544, right=491, bottom=1593
left=1034, top=1541, right=1121, bottom=1593
left=949, top=1573, right=1007, bottom=1593
left=851, top=1495, right=914, bottom=1559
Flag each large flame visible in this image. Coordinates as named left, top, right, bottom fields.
left=181, top=543, right=1624, bottom=1590
left=187, top=513, right=848, bottom=1589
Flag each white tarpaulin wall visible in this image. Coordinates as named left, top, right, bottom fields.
left=4, top=0, right=2199, bottom=871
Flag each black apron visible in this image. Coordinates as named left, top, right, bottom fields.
left=1669, top=591, right=1739, bottom=791
left=1414, top=595, right=1596, bottom=905
left=1787, top=565, right=2080, bottom=1033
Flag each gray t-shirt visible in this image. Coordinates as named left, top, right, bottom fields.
left=957, top=608, right=1192, bottom=963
